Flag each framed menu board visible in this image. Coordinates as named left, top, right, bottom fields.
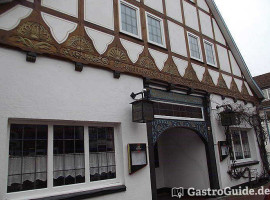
left=128, top=144, right=148, bottom=174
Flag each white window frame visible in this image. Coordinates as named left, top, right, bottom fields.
left=119, top=0, right=142, bottom=39
left=6, top=120, right=122, bottom=200
left=231, top=129, right=252, bottom=163
left=203, top=39, right=217, bottom=67
left=145, top=12, right=166, bottom=48
left=263, top=89, right=270, bottom=100
left=153, top=100, right=205, bottom=122
left=187, top=32, right=203, bottom=62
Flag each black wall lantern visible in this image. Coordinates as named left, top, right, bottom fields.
left=130, top=89, right=154, bottom=123
left=220, top=111, right=240, bottom=126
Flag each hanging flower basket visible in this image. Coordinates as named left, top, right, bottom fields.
left=220, top=111, right=241, bottom=126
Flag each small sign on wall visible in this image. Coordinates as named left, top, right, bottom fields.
left=128, top=144, right=148, bottom=174
left=218, top=141, right=229, bottom=161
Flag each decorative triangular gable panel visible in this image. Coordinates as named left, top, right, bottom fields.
left=184, top=64, right=199, bottom=82
left=208, top=69, right=220, bottom=86
left=0, top=5, right=32, bottom=31
left=234, top=78, right=243, bottom=92
left=244, top=81, right=254, bottom=96
left=85, top=27, right=114, bottom=55
left=202, top=69, right=215, bottom=86
left=41, top=13, right=77, bottom=44
left=230, top=79, right=239, bottom=93
left=212, top=19, right=226, bottom=46
left=172, top=57, right=188, bottom=77
left=229, top=51, right=242, bottom=77
left=242, top=82, right=250, bottom=96
left=192, top=64, right=205, bottom=82
left=217, top=74, right=228, bottom=89
left=149, top=48, right=168, bottom=71
left=162, top=61, right=180, bottom=76
left=120, top=39, right=144, bottom=63
left=222, top=74, right=232, bottom=89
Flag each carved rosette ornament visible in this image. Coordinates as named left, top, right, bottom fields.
left=202, top=70, right=215, bottom=86
left=138, top=56, right=159, bottom=71
left=9, top=21, right=57, bottom=53
left=217, top=74, right=228, bottom=89
left=230, top=79, right=239, bottom=93
left=107, top=47, right=128, bottom=62
left=162, top=63, right=180, bottom=76
left=183, top=64, right=199, bottom=82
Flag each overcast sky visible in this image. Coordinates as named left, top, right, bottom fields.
left=214, top=0, right=270, bottom=77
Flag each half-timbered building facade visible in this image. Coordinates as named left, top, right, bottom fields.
left=0, top=0, right=266, bottom=200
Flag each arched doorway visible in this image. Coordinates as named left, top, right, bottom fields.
left=155, top=127, right=210, bottom=199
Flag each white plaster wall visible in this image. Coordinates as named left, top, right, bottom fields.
left=0, top=47, right=152, bottom=200
left=229, top=51, right=242, bottom=77
left=120, top=39, right=144, bottom=63
left=165, top=0, right=182, bottom=22
left=156, top=128, right=210, bottom=190
left=210, top=94, right=263, bottom=189
left=212, top=19, right=226, bottom=46
left=168, top=21, right=187, bottom=57
left=197, top=0, right=210, bottom=13
left=183, top=1, right=199, bottom=32
left=144, top=0, right=163, bottom=13
left=217, top=45, right=231, bottom=73
left=41, top=0, right=78, bottom=17
left=84, top=0, right=114, bottom=30
left=199, top=11, right=213, bottom=39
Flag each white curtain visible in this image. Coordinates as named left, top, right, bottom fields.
left=8, top=156, right=47, bottom=186
left=89, top=152, right=115, bottom=175
left=53, top=153, right=85, bottom=179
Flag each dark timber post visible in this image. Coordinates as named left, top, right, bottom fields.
left=147, top=122, right=158, bottom=200
left=203, top=95, right=220, bottom=189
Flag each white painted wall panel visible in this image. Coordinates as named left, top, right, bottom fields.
left=229, top=51, right=242, bottom=77
left=222, top=74, right=232, bottom=89
left=244, top=81, right=254, bottom=96
left=85, top=27, right=114, bottom=54
left=217, top=45, right=231, bottom=73
left=168, top=21, right=187, bottom=57
left=199, top=11, right=213, bottom=39
left=85, top=0, right=114, bottom=30
left=173, top=57, right=188, bottom=77
left=41, top=13, right=77, bottom=44
left=120, top=39, right=144, bottom=63
left=149, top=48, right=168, bottom=71
left=213, top=19, right=226, bottom=45
left=234, top=78, right=243, bottom=92
left=165, top=0, right=182, bottom=22
left=0, top=47, right=152, bottom=200
left=0, top=5, right=32, bottom=31
left=42, top=0, right=78, bottom=17
left=197, top=0, right=209, bottom=12
left=192, top=64, right=205, bottom=82
left=144, top=0, right=163, bottom=13
left=183, top=1, right=199, bottom=32
left=208, top=69, right=219, bottom=85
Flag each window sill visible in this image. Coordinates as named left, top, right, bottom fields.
left=231, top=160, right=259, bottom=169
left=32, top=185, right=126, bottom=200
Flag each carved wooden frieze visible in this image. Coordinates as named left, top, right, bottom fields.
left=0, top=3, right=257, bottom=103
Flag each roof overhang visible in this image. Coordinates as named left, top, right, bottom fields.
left=206, top=0, right=264, bottom=100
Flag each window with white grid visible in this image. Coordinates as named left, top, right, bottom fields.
left=146, top=12, right=165, bottom=47
left=188, top=33, right=202, bottom=61
left=204, top=40, right=216, bottom=66
left=231, top=130, right=251, bottom=161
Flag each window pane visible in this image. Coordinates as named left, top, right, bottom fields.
left=89, top=127, right=116, bottom=182
left=205, top=42, right=215, bottom=65
left=8, top=124, right=48, bottom=193
left=121, top=4, right=138, bottom=35
left=241, top=131, right=251, bottom=158
left=232, top=131, right=244, bottom=160
left=147, top=15, right=163, bottom=45
left=53, top=126, right=85, bottom=186
left=188, top=34, right=201, bottom=60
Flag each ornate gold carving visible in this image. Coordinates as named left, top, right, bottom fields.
left=230, top=79, right=239, bottom=93
left=242, top=82, right=250, bottom=96
left=60, top=48, right=108, bottom=65
left=217, top=74, right=227, bottom=89
left=139, top=56, right=158, bottom=71
left=162, top=63, right=180, bottom=76
left=107, top=47, right=128, bottom=62
left=17, top=22, right=52, bottom=42
left=202, top=70, right=214, bottom=86
left=66, top=36, right=94, bottom=52
left=184, top=64, right=199, bottom=81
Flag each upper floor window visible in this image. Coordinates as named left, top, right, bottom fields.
left=120, top=0, right=141, bottom=38
left=8, top=123, right=116, bottom=194
left=231, top=130, right=251, bottom=161
left=146, top=12, right=165, bottom=47
left=187, top=32, right=202, bottom=61
left=203, top=40, right=217, bottom=67
left=262, top=89, right=270, bottom=100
